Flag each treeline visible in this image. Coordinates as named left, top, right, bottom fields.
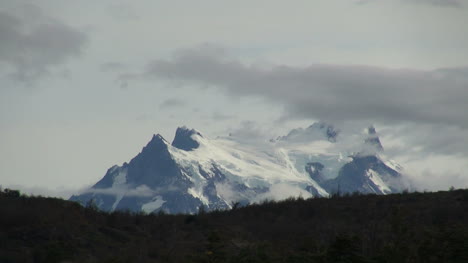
left=1, top=187, right=468, bottom=262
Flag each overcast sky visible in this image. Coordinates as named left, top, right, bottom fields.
left=1, top=0, right=467, bottom=197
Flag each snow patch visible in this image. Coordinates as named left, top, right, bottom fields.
left=113, top=169, right=127, bottom=187
left=367, top=169, right=391, bottom=194
left=383, top=158, right=403, bottom=172
left=110, top=168, right=127, bottom=211
left=188, top=187, right=209, bottom=205
left=141, top=196, right=166, bottom=213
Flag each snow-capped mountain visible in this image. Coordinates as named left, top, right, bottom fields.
left=70, top=124, right=406, bottom=214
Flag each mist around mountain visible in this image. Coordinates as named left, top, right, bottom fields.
left=70, top=123, right=409, bottom=214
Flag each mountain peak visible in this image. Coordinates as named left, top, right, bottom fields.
left=172, top=126, right=203, bottom=151
left=141, top=134, right=169, bottom=153
left=71, top=124, right=405, bottom=214
left=150, top=133, right=168, bottom=144
left=365, top=126, right=384, bottom=151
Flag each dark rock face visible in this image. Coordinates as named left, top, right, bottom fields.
left=159, top=192, right=204, bottom=214
left=318, top=122, right=339, bottom=142
left=115, top=196, right=152, bottom=212
left=92, top=165, right=121, bottom=189
left=71, top=131, right=235, bottom=214
left=70, top=133, right=202, bottom=214
left=126, top=134, right=183, bottom=188
left=305, top=162, right=326, bottom=184
left=321, top=155, right=400, bottom=195
left=172, top=127, right=202, bottom=151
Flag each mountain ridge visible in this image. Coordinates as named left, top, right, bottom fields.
left=70, top=123, right=406, bottom=213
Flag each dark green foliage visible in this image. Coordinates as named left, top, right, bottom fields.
left=1, top=188, right=468, bottom=262
left=85, top=198, right=99, bottom=211
left=326, top=235, right=368, bottom=263
left=2, top=188, right=20, bottom=198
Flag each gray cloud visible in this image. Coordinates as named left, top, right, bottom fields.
left=381, top=123, right=468, bottom=157
left=143, top=48, right=468, bottom=129
left=357, top=0, right=463, bottom=7
left=212, top=112, right=235, bottom=121
left=408, top=170, right=468, bottom=191
left=107, top=3, right=140, bottom=20
left=408, top=0, right=463, bottom=7
left=226, top=120, right=277, bottom=144
left=100, top=62, right=127, bottom=72
left=159, top=98, right=186, bottom=109
left=0, top=4, right=87, bottom=83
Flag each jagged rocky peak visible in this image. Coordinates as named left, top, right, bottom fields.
left=172, top=126, right=203, bottom=151
left=146, top=134, right=168, bottom=148
left=134, top=133, right=171, bottom=158
left=70, top=124, right=406, bottom=214
left=365, top=125, right=384, bottom=151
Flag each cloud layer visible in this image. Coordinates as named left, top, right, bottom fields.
left=409, top=0, right=463, bottom=7
left=143, top=47, right=468, bottom=129
left=357, top=0, right=464, bottom=7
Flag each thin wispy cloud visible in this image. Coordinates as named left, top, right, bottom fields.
left=159, top=98, right=186, bottom=109
left=100, top=62, right=127, bottom=72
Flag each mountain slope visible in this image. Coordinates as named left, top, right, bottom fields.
left=70, top=124, right=405, bottom=213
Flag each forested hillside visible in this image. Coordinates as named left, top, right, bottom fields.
left=1, top=188, right=468, bottom=262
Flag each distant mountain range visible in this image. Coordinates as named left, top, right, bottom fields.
left=70, top=123, right=407, bottom=214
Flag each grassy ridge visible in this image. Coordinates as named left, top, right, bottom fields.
left=1, top=188, right=468, bottom=262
